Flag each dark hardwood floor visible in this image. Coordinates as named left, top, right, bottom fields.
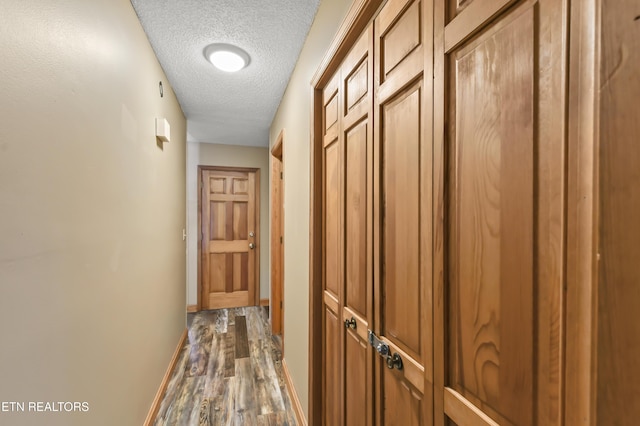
left=154, top=307, right=295, bottom=425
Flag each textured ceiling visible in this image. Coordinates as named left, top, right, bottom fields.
left=130, top=0, right=321, bottom=147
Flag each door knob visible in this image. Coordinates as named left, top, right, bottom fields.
left=386, top=353, right=403, bottom=370
left=249, top=243, right=255, bottom=249
left=249, top=231, right=255, bottom=237
left=344, top=317, right=357, bottom=330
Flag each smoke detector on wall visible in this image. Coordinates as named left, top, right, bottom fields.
left=204, top=43, right=250, bottom=72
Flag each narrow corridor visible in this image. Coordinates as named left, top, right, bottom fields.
left=154, top=307, right=296, bottom=425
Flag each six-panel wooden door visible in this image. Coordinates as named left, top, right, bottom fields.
left=201, top=168, right=258, bottom=310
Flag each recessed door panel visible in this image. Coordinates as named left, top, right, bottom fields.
left=436, top=0, right=567, bottom=424
left=382, top=367, right=423, bottom=426
left=448, top=7, right=534, bottom=423
left=345, top=121, right=368, bottom=318
left=325, top=307, right=341, bottom=426
left=345, top=330, right=369, bottom=426
left=324, top=141, right=340, bottom=298
left=382, top=84, right=422, bottom=359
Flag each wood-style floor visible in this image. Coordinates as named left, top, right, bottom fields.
left=154, top=307, right=297, bottom=425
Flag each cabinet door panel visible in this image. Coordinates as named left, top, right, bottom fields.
left=435, top=0, right=567, bottom=424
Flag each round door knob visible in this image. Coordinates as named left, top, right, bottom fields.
left=249, top=243, right=255, bottom=249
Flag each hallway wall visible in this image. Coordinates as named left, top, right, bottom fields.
left=0, top=0, right=186, bottom=425
left=186, top=142, right=270, bottom=305
left=269, top=0, right=352, bottom=419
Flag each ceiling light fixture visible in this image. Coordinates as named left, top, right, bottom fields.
left=204, top=43, right=250, bottom=72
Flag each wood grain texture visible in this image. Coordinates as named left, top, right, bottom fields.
left=200, top=168, right=259, bottom=310
left=270, top=130, right=284, bottom=336
left=309, top=5, right=385, bottom=425
left=235, top=316, right=250, bottom=359
left=596, top=0, right=640, bottom=424
left=345, top=122, right=368, bottom=319
left=323, top=141, right=340, bottom=298
left=323, top=307, right=341, bottom=426
left=444, top=388, right=499, bottom=426
left=443, top=0, right=518, bottom=51
left=448, top=7, right=535, bottom=424
left=153, top=307, right=297, bottom=425
left=564, top=0, right=598, bottom=424
left=381, top=81, right=423, bottom=359
left=345, top=330, right=369, bottom=426
left=342, top=24, right=374, bottom=426
left=374, top=1, right=432, bottom=424
left=436, top=1, right=568, bottom=425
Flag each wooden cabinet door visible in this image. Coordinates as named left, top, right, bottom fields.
left=433, top=0, right=567, bottom=424
left=373, top=0, right=433, bottom=424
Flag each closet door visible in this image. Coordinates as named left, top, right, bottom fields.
left=433, top=0, right=567, bottom=425
left=373, top=0, right=433, bottom=424
left=321, top=25, right=374, bottom=426
left=341, top=26, right=375, bottom=426
left=322, top=69, right=343, bottom=426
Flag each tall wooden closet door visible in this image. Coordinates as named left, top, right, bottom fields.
left=321, top=25, right=374, bottom=426
left=373, top=0, right=433, bottom=424
left=341, top=27, right=374, bottom=426
left=322, top=70, right=342, bottom=426
left=433, top=0, right=567, bottom=425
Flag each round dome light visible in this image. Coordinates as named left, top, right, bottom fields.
left=204, top=44, right=250, bottom=73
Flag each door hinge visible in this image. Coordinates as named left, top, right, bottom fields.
left=280, top=301, right=283, bottom=309
left=280, top=236, right=283, bottom=244
left=280, top=172, right=283, bottom=179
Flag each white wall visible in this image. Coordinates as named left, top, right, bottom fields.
left=0, top=0, right=186, bottom=425
left=268, top=0, right=352, bottom=419
left=186, top=142, right=270, bottom=306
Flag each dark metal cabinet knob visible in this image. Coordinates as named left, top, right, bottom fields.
left=344, top=317, right=357, bottom=330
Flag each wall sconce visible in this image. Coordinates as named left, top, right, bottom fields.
left=156, top=118, right=170, bottom=143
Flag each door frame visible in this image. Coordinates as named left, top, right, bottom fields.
left=197, top=165, right=261, bottom=312
left=271, top=130, right=285, bottom=337
left=308, top=1, right=383, bottom=424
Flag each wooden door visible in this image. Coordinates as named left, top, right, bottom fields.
left=271, top=133, right=285, bottom=336
left=322, top=67, right=343, bottom=426
left=201, top=168, right=259, bottom=310
left=373, top=0, right=432, bottom=424
left=321, top=24, right=374, bottom=425
left=341, top=26, right=374, bottom=426
left=433, top=0, right=567, bottom=424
